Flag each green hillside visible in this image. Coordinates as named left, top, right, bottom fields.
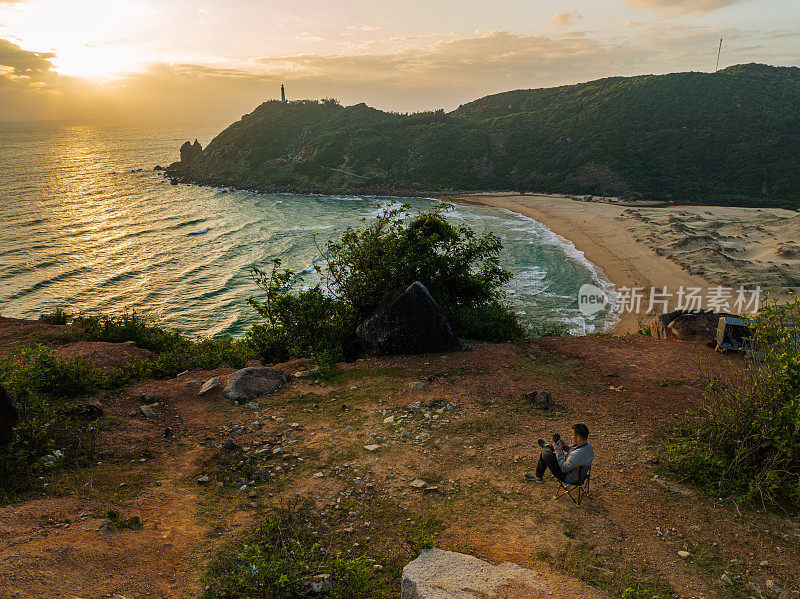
left=169, top=64, right=800, bottom=208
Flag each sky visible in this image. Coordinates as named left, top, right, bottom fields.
left=0, top=0, right=798, bottom=122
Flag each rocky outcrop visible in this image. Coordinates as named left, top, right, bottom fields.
left=179, top=140, right=203, bottom=164
left=356, top=282, right=460, bottom=356
left=667, top=312, right=733, bottom=343
left=401, top=548, right=542, bottom=598
left=222, top=368, right=289, bottom=401
left=0, top=385, right=19, bottom=445
left=649, top=310, right=735, bottom=342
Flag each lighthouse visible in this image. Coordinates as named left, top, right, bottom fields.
left=281, top=84, right=286, bottom=102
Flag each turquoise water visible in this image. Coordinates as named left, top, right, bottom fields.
left=0, top=122, right=614, bottom=338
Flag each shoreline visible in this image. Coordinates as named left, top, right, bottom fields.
left=152, top=175, right=800, bottom=336
left=448, top=193, right=713, bottom=334
left=489, top=205, right=622, bottom=334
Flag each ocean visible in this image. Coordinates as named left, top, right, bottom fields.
left=0, top=121, right=615, bottom=338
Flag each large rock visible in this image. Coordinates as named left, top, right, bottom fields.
left=649, top=309, right=735, bottom=342
left=179, top=140, right=203, bottom=164
left=401, top=549, right=542, bottom=598
left=222, top=368, right=289, bottom=401
left=356, top=282, right=460, bottom=356
left=667, top=312, right=733, bottom=342
left=0, top=385, right=19, bottom=446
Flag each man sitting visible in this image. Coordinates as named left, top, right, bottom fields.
left=526, top=423, right=593, bottom=485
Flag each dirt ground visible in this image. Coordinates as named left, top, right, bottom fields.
left=0, top=323, right=797, bottom=599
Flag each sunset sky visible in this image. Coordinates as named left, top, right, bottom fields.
left=1, top=0, right=798, bottom=122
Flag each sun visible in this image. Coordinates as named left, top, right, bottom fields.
left=0, top=0, right=157, bottom=80
left=52, top=44, right=143, bottom=80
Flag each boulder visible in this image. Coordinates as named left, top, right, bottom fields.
left=522, top=390, right=553, bottom=410
left=0, top=386, right=19, bottom=445
left=667, top=312, right=735, bottom=343
left=648, top=310, right=735, bottom=342
left=179, top=140, right=203, bottom=164
left=198, top=376, right=221, bottom=395
left=140, top=402, right=159, bottom=420
left=356, top=282, right=460, bottom=356
left=401, top=548, right=542, bottom=598
left=222, top=367, right=289, bottom=401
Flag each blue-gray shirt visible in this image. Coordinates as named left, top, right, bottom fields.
left=555, top=441, right=594, bottom=484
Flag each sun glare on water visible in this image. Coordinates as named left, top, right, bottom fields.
left=0, top=0, right=157, bottom=80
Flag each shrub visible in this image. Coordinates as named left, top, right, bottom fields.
left=203, top=501, right=379, bottom=599
left=663, top=296, right=800, bottom=513
left=0, top=346, right=103, bottom=502
left=1, top=345, right=113, bottom=399
left=70, top=311, right=255, bottom=379
left=73, top=312, right=189, bottom=353
left=0, top=315, right=256, bottom=501
left=248, top=204, right=525, bottom=362
left=105, top=510, right=143, bottom=530
left=539, top=544, right=674, bottom=598
left=324, top=204, right=514, bottom=326
left=39, top=308, right=71, bottom=325
left=248, top=263, right=360, bottom=364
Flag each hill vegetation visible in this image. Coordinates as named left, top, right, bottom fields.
left=169, top=63, right=800, bottom=208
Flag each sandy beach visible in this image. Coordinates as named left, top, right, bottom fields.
left=450, top=193, right=799, bottom=334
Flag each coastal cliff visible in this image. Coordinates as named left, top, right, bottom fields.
left=167, top=63, right=800, bottom=208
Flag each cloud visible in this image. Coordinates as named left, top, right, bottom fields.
left=551, top=11, right=583, bottom=27
left=0, top=37, right=54, bottom=77
left=626, top=0, right=746, bottom=15
left=2, top=25, right=799, bottom=122
left=0, top=37, right=61, bottom=120
left=254, top=31, right=640, bottom=92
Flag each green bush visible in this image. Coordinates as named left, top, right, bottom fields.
left=70, top=311, right=255, bottom=379
left=39, top=308, right=71, bottom=325
left=105, top=510, right=143, bottom=530
left=73, top=311, right=190, bottom=353
left=664, top=296, right=800, bottom=513
left=0, top=346, right=103, bottom=502
left=248, top=204, right=525, bottom=362
left=324, top=205, right=512, bottom=322
left=1, top=345, right=114, bottom=399
left=0, top=315, right=256, bottom=502
left=539, top=544, right=674, bottom=598
left=248, top=264, right=360, bottom=364
left=203, top=501, right=379, bottom=599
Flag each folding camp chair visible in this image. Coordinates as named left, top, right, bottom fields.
left=554, top=465, right=591, bottom=505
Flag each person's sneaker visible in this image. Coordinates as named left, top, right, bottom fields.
left=537, top=438, right=547, bottom=448
left=525, top=473, right=544, bottom=483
